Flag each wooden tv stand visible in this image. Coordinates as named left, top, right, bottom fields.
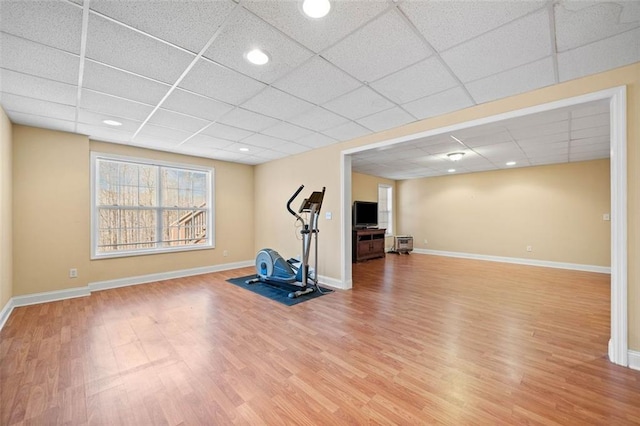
left=352, top=228, right=386, bottom=263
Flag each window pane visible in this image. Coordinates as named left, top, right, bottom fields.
left=94, top=155, right=213, bottom=257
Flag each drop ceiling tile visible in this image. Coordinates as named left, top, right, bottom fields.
left=179, top=59, right=266, bottom=105
left=201, top=122, right=254, bottom=142
left=571, top=101, right=609, bottom=118
left=323, top=86, right=394, bottom=120
left=558, top=27, right=640, bottom=82
left=516, top=132, right=570, bottom=147
left=296, top=132, right=337, bottom=149
left=288, top=106, right=349, bottom=132
left=182, top=134, right=235, bottom=150
left=5, top=110, right=76, bottom=133
left=403, top=86, right=473, bottom=120
left=272, top=142, right=311, bottom=155
left=82, top=60, right=171, bottom=105
left=463, top=131, right=514, bottom=148
left=521, top=142, right=569, bottom=156
left=571, top=113, right=609, bottom=131
left=162, top=89, right=234, bottom=122
left=571, top=135, right=609, bottom=146
left=323, top=9, right=431, bottom=82
left=1, top=69, right=77, bottom=106
left=400, top=0, right=546, bottom=52
left=0, top=33, right=79, bottom=85
left=1, top=93, right=76, bottom=121
left=241, top=87, right=315, bottom=121
left=466, top=57, right=556, bottom=104
left=370, top=57, right=459, bottom=104
left=77, top=123, right=133, bottom=144
left=507, top=109, right=570, bottom=130
left=261, top=122, right=314, bottom=141
left=423, top=141, right=467, bottom=156
left=322, top=121, right=370, bottom=141
left=203, top=8, right=313, bottom=84
left=571, top=125, right=609, bottom=140
left=554, top=1, right=640, bottom=52
left=441, top=9, right=551, bottom=83
left=134, top=124, right=191, bottom=146
left=570, top=151, right=610, bottom=162
left=272, top=56, right=360, bottom=104
left=0, top=0, right=83, bottom=53
left=89, top=0, right=237, bottom=53
left=241, top=134, right=289, bottom=150
left=80, top=89, right=154, bottom=122
left=529, top=155, right=569, bottom=166
left=216, top=108, right=280, bottom=132
left=148, top=109, right=210, bottom=133
left=247, top=149, right=289, bottom=162
left=356, top=107, right=415, bottom=133
left=86, top=14, right=195, bottom=84
left=570, top=141, right=609, bottom=154
left=222, top=142, right=266, bottom=156
left=243, top=0, right=389, bottom=53
left=510, top=121, right=569, bottom=140
left=207, top=149, right=247, bottom=162
left=78, top=109, right=142, bottom=132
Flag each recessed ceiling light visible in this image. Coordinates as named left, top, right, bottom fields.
left=302, top=0, right=331, bottom=18
left=447, top=152, right=465, bottom=161
left=102, top=119, right=122, bottom=126
left=506, top=161, right=517, bottom=166
left=245, top=49, right=269, bottom=65
left=239, top=147, right=250, bottom=152
left=448, top=169, right=456, bottom=173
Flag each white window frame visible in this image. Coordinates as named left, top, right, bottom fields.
left=91, top=152, right=215, bottom=259
left=378, top=184, right=393, bottom=236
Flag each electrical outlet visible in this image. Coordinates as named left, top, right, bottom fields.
left=69, top=268, right=78, bottom=278
left=423, top=239, right=428, bottom=245
left=223, top=250, right=228, bottom=257
left=526, top=246, right=532, bottom=252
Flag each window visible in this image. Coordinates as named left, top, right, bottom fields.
left=91, top=153, right=214, bottom=258
left=378, top=184, right=393, bottom=235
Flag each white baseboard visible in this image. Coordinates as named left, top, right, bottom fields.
left=629, top=350, right=640, bottom=371
left=318, top=274, right=347, bottom=290
left=413, top=249, right=611, bottom=274
left=0, top=298, right=15, bottom=330
left=0, top=260, right=254, bottom=332
left=89, top=260, right=253, bottom=292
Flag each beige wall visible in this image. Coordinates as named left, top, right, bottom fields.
left=11, top=126, right=255, bottom=296
left=0, top=107, right=12, bottom=310
left=254, top=62, right=639, bottom=349
left=352, top=172, right=397, bottom=247
left=398, top=160, right=611, bottom=266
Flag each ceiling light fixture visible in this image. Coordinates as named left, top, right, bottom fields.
left=506, top=161, right=517, bottom=166
left=102, top=119, right=122, bottom=126
left=245, top=49, right=269, bottom=65
left=447, top=151, right=465, bottom=161
left=239, top=147, right=250, bottom=152
left=302, top=0, right=331, bottom=18
left=448, top=169, right=456, bottom=173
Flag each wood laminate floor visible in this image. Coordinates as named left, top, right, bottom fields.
left=1, top=254, right=639, bottom=425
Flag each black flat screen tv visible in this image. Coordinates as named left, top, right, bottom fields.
left=353, top=201, right=378, bottom=229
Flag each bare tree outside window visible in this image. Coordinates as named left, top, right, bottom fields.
left=93, top=156, right=212, bottom=257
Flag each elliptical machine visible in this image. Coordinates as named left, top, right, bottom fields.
left=247, top=185, right=325, bottom=298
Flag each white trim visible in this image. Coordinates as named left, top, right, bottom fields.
left=628, top=350, right=640, bottom=371
left=12, top=286, right=90, bottom=307
left=90, top=151, right=215, bottom=260
left=317, top=274, right=347, bottom=290
left=340, top=154, right=353, bottom=290
left=413, top=249, right=611, bottom=274
left=89, top=260, right=253, bottom=292
left=0, top=260, right=253, bottom=332
left=0, top=298, right=15, bottom=331
left=608, top=86, right=628, bottom=367
left=341, top=85, right=628, bottom=367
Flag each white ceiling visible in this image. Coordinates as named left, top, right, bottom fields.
left=0, top=0, right=638, bottom=175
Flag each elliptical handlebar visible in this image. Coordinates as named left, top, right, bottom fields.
left=287, top=185, right=305, bottom=224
